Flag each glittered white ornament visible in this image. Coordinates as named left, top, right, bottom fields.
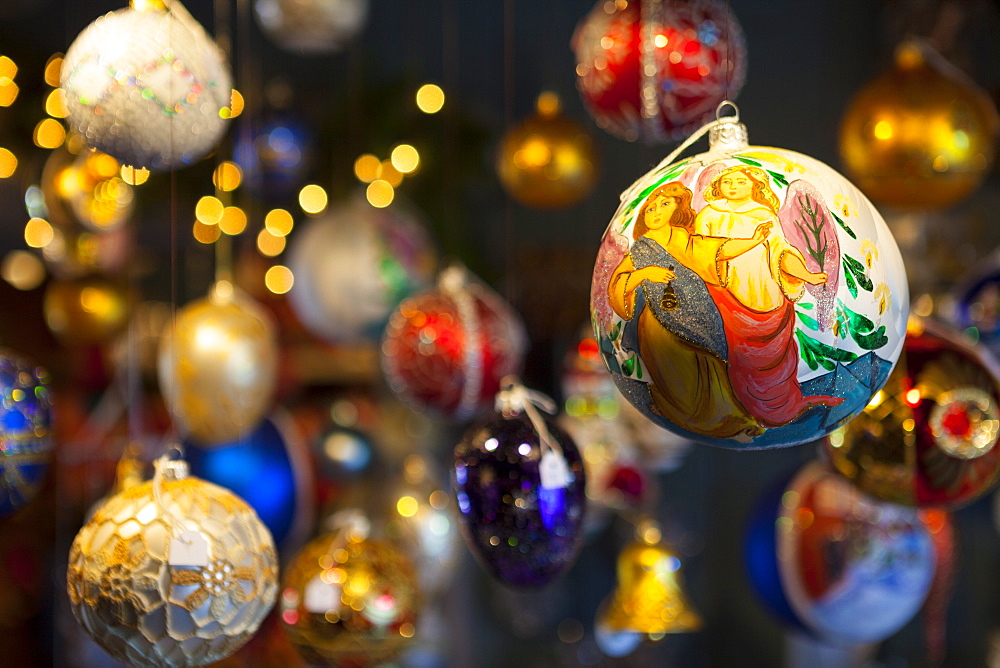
left=66, top=456, right=278, bottom=667
left=61, top=1, right=233, bottom=171
left=254, top=0, right=369, bottom=54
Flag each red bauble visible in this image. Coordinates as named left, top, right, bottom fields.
left=381, top=268, right=527, bottom=420
left=572, top=0, right=746, bottom=143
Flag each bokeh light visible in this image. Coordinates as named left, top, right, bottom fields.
left=265, top=265, right=294, bottom=294
left=24, top=218, right=54, bottom=248
left=43, top=54, right=62, bottom=87
left=1, top=251, right=45, bottom=290
left=219, top=206, right=248, bottom=235
left=33, top=119, right=65, bottom=148
left=120, top=165, right=150, bottom=185
left=264, top=209, right=294, bottom=237
left=257, top=229, right=286, bottom=257
left=193, top=220, right=221, bottom=244
left=391, top=144, right=420, bottom=173
left=0, top=147, right=16, bottom=178
left=366, top=180, right=394, bottom=208
left=298, top=184, right=328, bottom=215
left=45, top=89, right=68, bottom=118
left=220, top=89, right=244, bottom=119
left=0, top=55, right=17, bottom=80
left=195, top=196, right=224, bottom=225
left=354, top=154, right=381, bottom=183
left=416, top=83, right=445, bottom=114
left=213, top=161, right=242, bottom=192
left=379, top=160, right=403, bottom=187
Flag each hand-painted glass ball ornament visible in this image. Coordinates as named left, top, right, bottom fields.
left=43, top=274, right=129, bottom=345
left=824, top=316, right=1000, bottom=509
left=382, top=267, right=527, bottom=421
left=0, top=351, right=52, bottom=518
left=497, top=92, right=598, bottom=209
left=572, top=0, right=746, bottom=143
left=744, top=461, right=935, bottom=645
left=452, top=382, right=586, bottom=588
left=254, top=0, right=368, bottom=55
left=839, top=41, right=999, bottom=211
left=61, top=0, right=233, bottom=171
left=279, top=511, right=421, bottom=666
left=591, top=112, right=908, bottom=449
left=288, top=196, right=436, bottom=344
left=158, top=282, right=278, bottom=445
left=66, top=456, right=278, bottom=667
left=186, top=415, right=313, bottom=551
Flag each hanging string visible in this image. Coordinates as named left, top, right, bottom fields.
left=213, top=0, right=234, bottom=288
left=494, top=377, right=564, bottom=459
left=441, top=0, right=460, bottom=258
left=502, top=0, right=516, bottom=303
left=167, top=3, right=183, bottom=459
left=724, top=0, right=731, bottom=102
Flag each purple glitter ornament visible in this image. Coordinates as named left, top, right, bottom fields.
left=453, top=382, right=586, bottom=588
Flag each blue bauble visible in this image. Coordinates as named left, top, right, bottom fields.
left=186, top=415, right=312, bottom=549
left=0, top=350, right=53, bottom=518
left=952, top=251, right=1000, bottom=356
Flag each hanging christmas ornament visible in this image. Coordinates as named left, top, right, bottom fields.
left=66, top=454, right=278, bottom=666
left=280, top=510, right=421, bottom=666
left=744, top=461, right=936, bottom=645
left=839, top=40, right=999, bottom=211
left=0, top=351, right=52, bottom=518
left=158, top=281, right=278, bottom=445
left=572, top=0, right=746, bottom=143
left=952, top=249, right=1000, bottom=358
left=382, top=266, right=527, bottom=421
left=253, top=0, right=369, bottom=55
left=42, top=144, right=134, bottom=233
left=61, top=0, right=233, bottom=171
left=453, top=380, right=586, bottom=588
left=43, top=274, right=130, bottom=345
left=233, top=113, right=312, bottom=201
left=824, top=316, right=1000, bottom=509
left=186, top=414, right=314, bottom=551
left=288, top=195, right=436, bottom=344
left=591, top=104, right=908, bottom=449
left=497, top=91, right=598, bottom=209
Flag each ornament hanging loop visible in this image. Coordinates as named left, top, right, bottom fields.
left=495, top=376, right=563, bottom=458
left=715, top=99, right=740, bottom=122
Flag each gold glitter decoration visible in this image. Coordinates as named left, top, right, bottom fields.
left=67, top=456, right=278, bottom=667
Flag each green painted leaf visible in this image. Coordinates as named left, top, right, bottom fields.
left=734, top=155, right=762, bottom=167
left=838, top=301, right=888, bottom=350
left=843, top=264, right=858, bottom=298
left=610, top=322, right=621, bottom=341
left=767, top=171, right=790, bottom=189
left=795, top=329, right=859, bottom=372
left=622, top=357, right=635, bottom=376
left=634, top=357, right=643, bottom=380
left=798, top=302, right=815, bottom=310
left=843, top=254, right=873, bottom=292
left=796, top=310, right=820, bottom=330
left=832, top=211, right=857, bottom=239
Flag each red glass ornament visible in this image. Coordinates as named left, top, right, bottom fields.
left=381, top=269, right=527, bottom=420
left=572, top=0, right=746, bottom=143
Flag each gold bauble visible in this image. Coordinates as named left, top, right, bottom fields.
left=66, top=457, right=278, bottom=667
left=42, top=143, right=134, bottom=232
left=839, top=40, right=999, bottom=210
left=43, top=274, right=129, bottom=344
left=158, top=282, right=278, bottom=445
left=497, top=92, right=598, bottom=209
left=280, top=513, right=421, bottom=667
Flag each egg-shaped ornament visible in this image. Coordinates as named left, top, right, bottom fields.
left=497, top=92, right=598, bottom=209
left=571, top=0, right=746, bottom=143
left=61, top=0, right=234, bottom=172
left=824, top=316, right=1000, bottom=509
left=279, top=510, right=421, bottom=666
left=839, top=40, right=999, bottom=211
left=453, top=380, right=586, bottom=588
left=158, top=281, right=278, bottom=445
left=0, top=351, right=53, bottom=518
left=254, top=0, right=368, bottom=55
left=66, top=454, right=279, bottom=667
left=744, top=461, right=935, bottom=646
left=382, top=266, right=528, bottom=421
left=288, top=195, right=436, bottom=344
left=591, top=107, right=908, bottom=449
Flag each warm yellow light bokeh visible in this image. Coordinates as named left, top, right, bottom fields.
left=379, top=160, right=403, bottom=187
left=219, top=89, right=244, bottom=119
left=536, top=91, right=560, bottom=116
left=416, top=83, right=445, bottom=113
left=264, top=209, right=294, bottom=237
left=195, top=196, right=224, bottom=225
left=265, top=265, right=294, bottom=294
left=0, top=78, right=18, bottom=107
left=366, top=180, right=394, bottom=208
left=298, top=184, right=328, bottom=215
left=44, top=54, right=63, bottom=87
left=25, top=218, right=55, bottom=248
left=193, top=220, right=221, bottom=244
left=354, top=154, right=381, bottom=183
left=396, top=496, right=418, bottom=518
left=45, top=89, right=69, bottom=118
left=0, top=56, right=16, bottom=81
left=1, top=251, right=45, bottom=290
left=219, top=206, right=248, bottom=235
left=0, top=147, right=16, bottom=178
left=257, top=229, right=286, bottom=257
left=121, top=165, right=150, bottom=185
left=391, top=144, right=420, bottom=173
left=33, top=118, right=66, bottom=148
left=213, top=161, right=242, bottom=191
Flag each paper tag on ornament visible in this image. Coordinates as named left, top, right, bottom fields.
left=540, top=450, right=571, bottom=490
left=168, top=530, right=209, bottom=567
left=304, top=575, right=340, bottom=614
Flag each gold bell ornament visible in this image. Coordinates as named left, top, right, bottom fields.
left=66, top=451, right=279, bottom=667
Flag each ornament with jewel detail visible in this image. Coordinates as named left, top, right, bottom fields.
left=66, top=454, right=278, bottom=667
left=0, top=350, right=53, bottom=518
left=61, top=0, right=233, bottom=171
left=572, top=0, right=746, bottom=143
left=824, top=315, right=1000, bottom=509
left=382, top=266, right=527, bottom=421
left=591, top=104, right=908, bottom=449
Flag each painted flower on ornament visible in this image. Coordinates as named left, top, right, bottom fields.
left=860, top=239, right=879, bottom=270
left=874, top=283, right=891, bottom=316
left=834, top=194, right=858, bottom=219
left=90, top=535, right=158, bottom=628
left=171, top=556, right=257, bottom=619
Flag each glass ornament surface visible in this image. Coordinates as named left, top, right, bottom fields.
left=572, top=0, right=746, bottom=143
left=452, top=409, right=586, bottom=588
left=254, top=0, right=368, bottom=55
left=382, top=267, right=527, bottom=421
left=158, top=283, right=278, bottom=445
left=66, top=458, right=278, bottom=667
left=43, top=275, right=129, bottom=345
left=824, top=316, right=1000, bottom=509
left=279, top=521, right=421, bottom=666
left=61, top=1, right=233, bottom=171
left=496, top=93, right=598, bottom=209
left=287, top=196, right=436, bottom=344
left=839, top=41, right=999, bottom=211
left=744, top=461, right=935, bottom=645
left=0, top=350, right=52, bottom=518
left=590, top=117, right=908, bottom=449
left=42, top=144, right=134, bottom=233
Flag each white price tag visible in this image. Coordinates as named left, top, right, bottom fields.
left=539, top=450, right=571, bottom=490
left=168, top=530, right=209, bottom=567
left=304, top=575, right=341, bottom=614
